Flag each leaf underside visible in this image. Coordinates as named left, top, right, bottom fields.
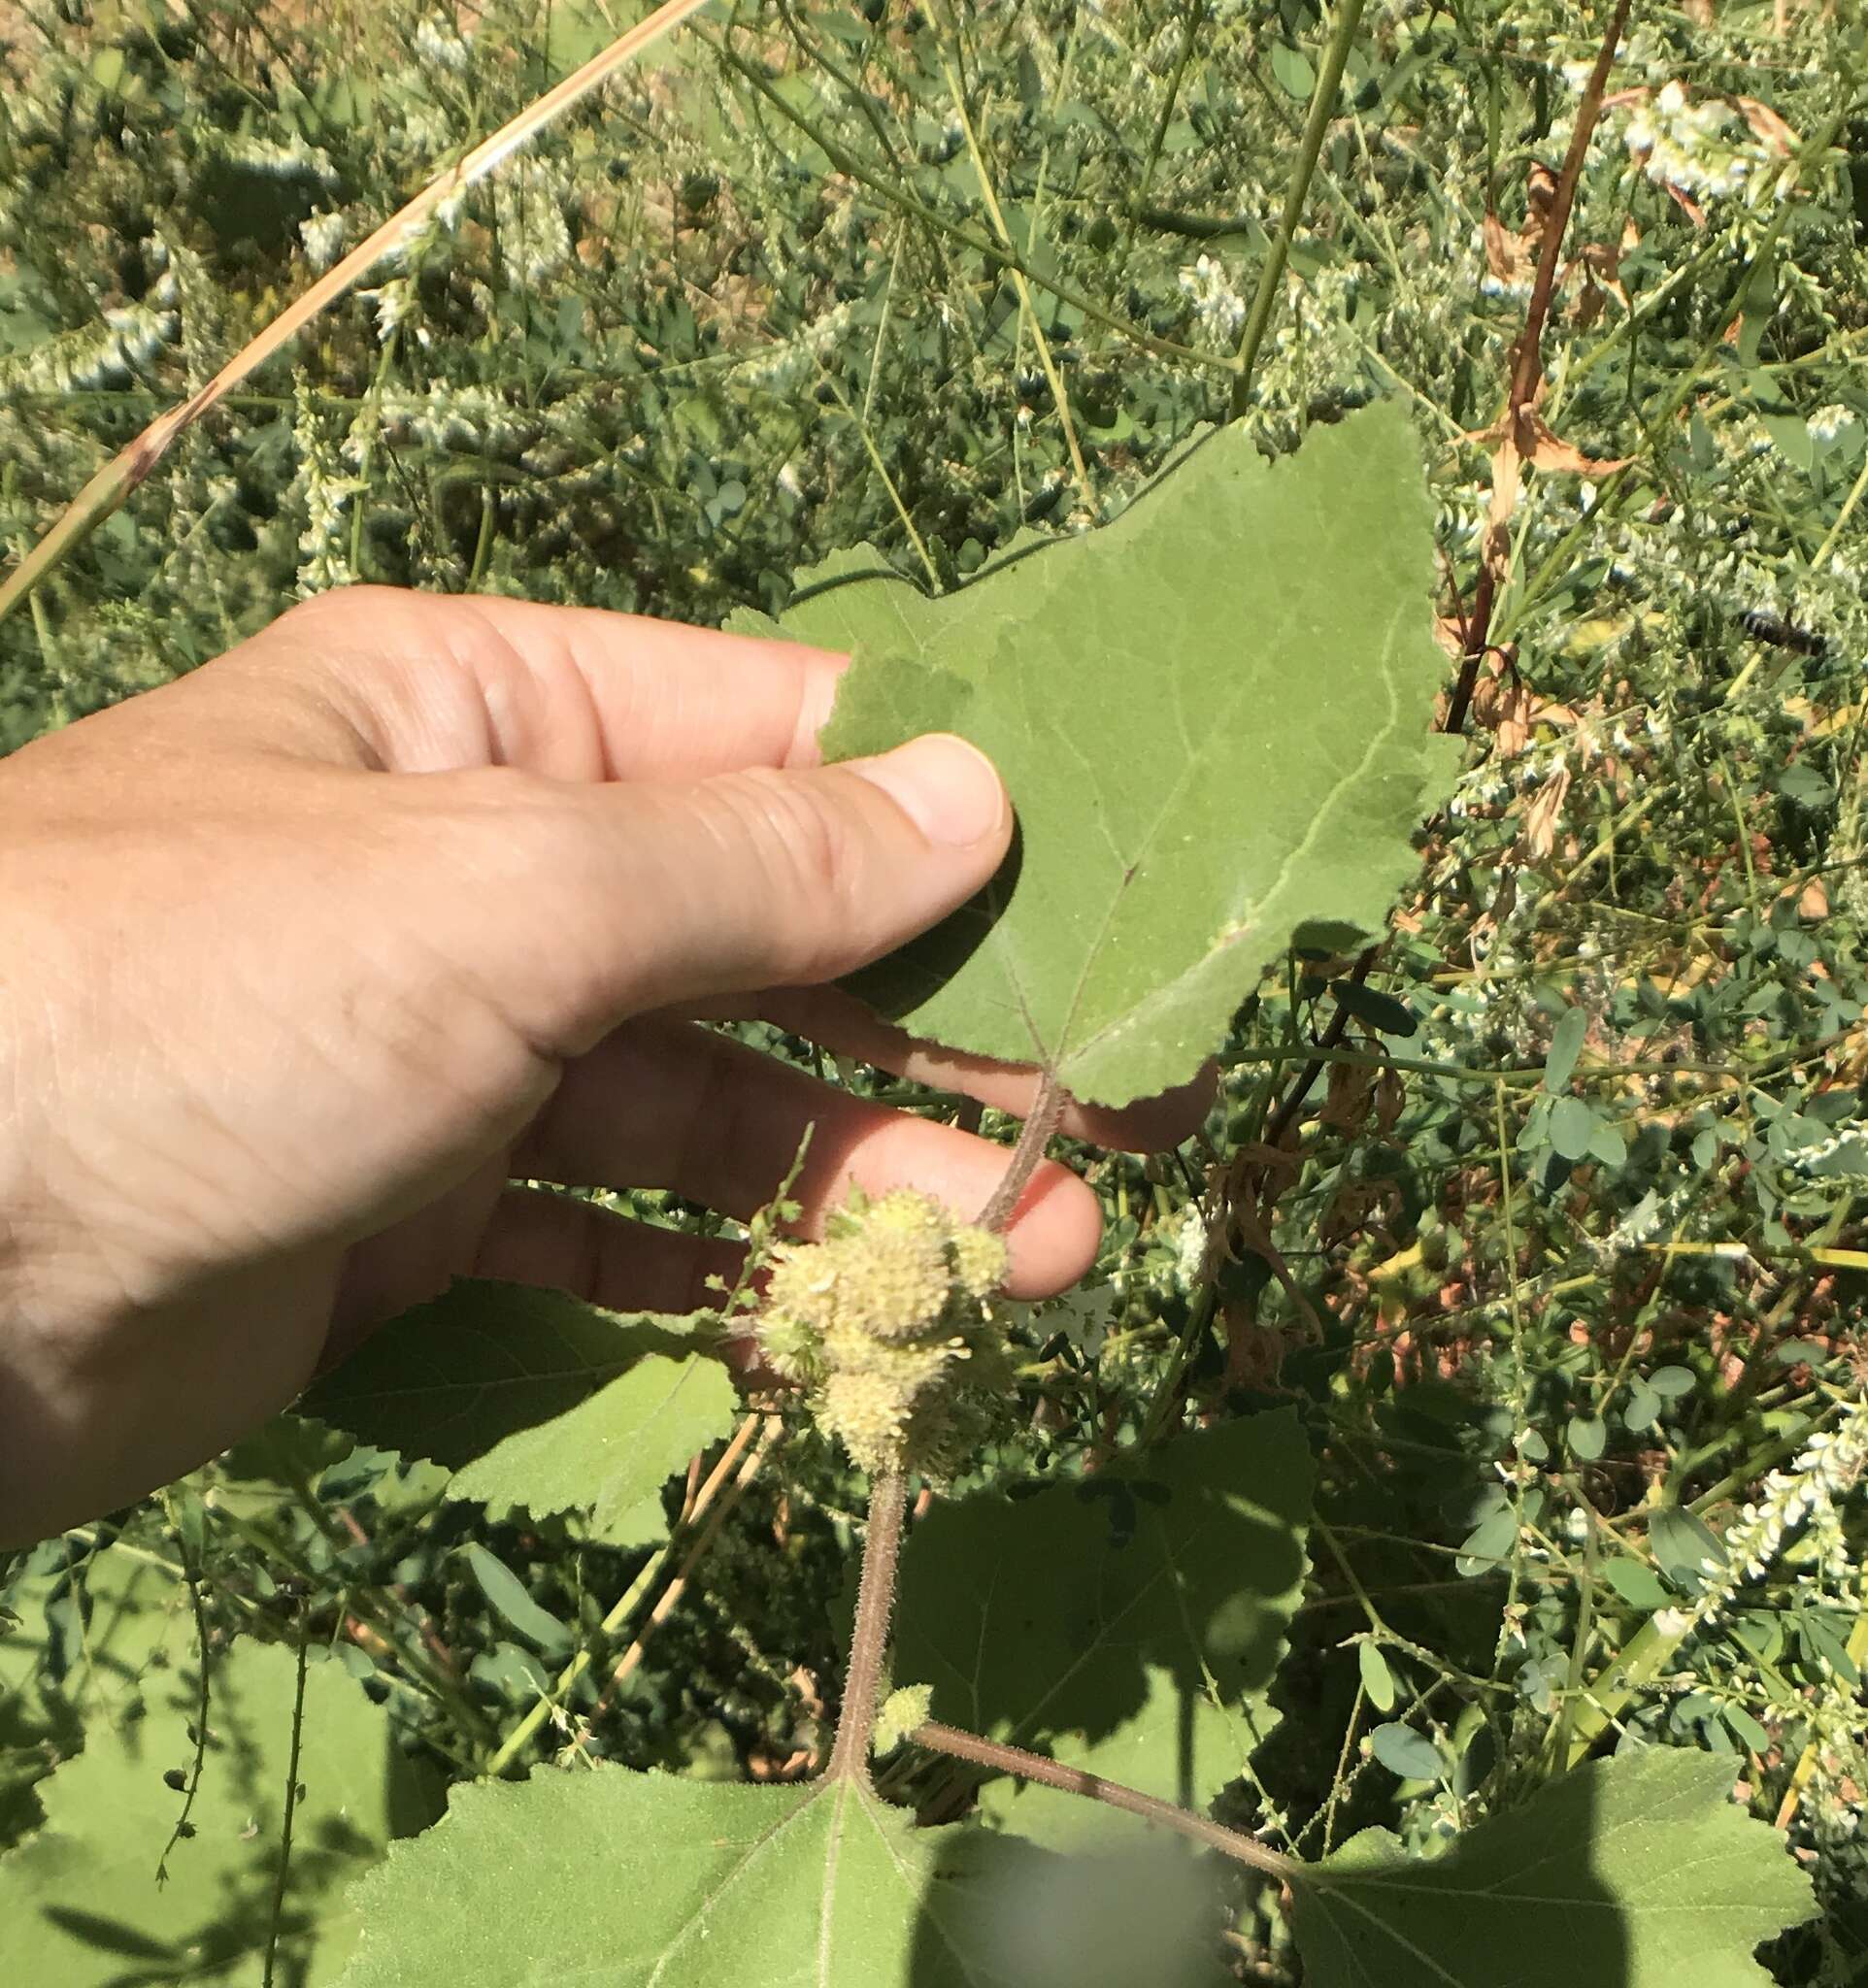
left=893, top=1411, right=1313, bottom=1842
left=1290, top=1750, right=1818, bottom=1988
left=737, top=401, right=1458, bottom=1107
left=299, top=1278, right=736, bottom=1545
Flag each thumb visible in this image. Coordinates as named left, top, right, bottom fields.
left=491, top=733, right=1012, bottom=1052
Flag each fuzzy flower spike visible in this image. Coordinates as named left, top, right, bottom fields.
left=754, top=1187, right=1011, bottom=1480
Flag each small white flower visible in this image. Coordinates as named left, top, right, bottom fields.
left=358, top=280, right=414, bottom=344
left=1177, top=254, right=1248, bottom=344
left=1173, top=1210, right=1209, bottom=1291
left=414, top=17, right=472, bottom=72
left=299, top=209, right=348, bottom=273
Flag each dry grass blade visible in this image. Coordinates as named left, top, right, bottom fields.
left=0, top=0, right=718, bottom=633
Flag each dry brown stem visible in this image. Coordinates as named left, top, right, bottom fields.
left=1443, top=0, right=1635, bottom=737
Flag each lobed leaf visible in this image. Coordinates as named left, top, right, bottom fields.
left=300, top=1278, right=736, bottom=1545
left=1290, top=1750, right=1817, bottom=1988
left=331, top=1764, right=1229, bottom=1988
left=739, top=402, right=1458, bottom=1107
left=893, top=1412, right=1312, bottom=1841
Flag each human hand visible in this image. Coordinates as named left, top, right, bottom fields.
left=0, top=588, right=1197, bottom=1544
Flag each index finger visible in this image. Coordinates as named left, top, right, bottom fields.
left=152, top=586, right=850, bottom=782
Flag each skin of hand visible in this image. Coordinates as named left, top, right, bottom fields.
left=0, top=587, right=1199, bottom=1547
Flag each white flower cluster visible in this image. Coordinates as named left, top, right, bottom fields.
left=299, top=209, right=349, bottom=273
left=733, top=299, right=858, bottom=394
left=492, top=158, right=575, bottom=284
left=1109, top=1203, right=1202, bottom=1302
left=1807, top=403, right=1859, bottom=447
left=1173, top=1204, right=1212, bottom=1291
left=0, top=260, right=179, bottom=395
left=1621, top=83, right=1761, bottom=203
left=1178, top=254, right=1247, bottom=344
left=414, top=17, right=473, bottom=73
left=1688, top=1397, right=1868, bottom=1632
left=358, top=277, right=416, bottom=345
left=1143, top=16, right=1190, bottom=76
left=367, top=380, right=538, bottom=458
left=1785, top=1127, right=1868, bottom=1179
left=201, top=130, right=341, bottom=186
left=291, top=381, right=362, bottom=595
left=1584, top=1184, right=1688, bottom=1269
left=1252, top=267, right=1369, bottom=438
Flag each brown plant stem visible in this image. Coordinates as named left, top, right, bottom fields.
left=1443, top=0, right=1633, bottom=735
left=978, top=1070, right=1069, bottom=1234
left=909, top=1721, right=1298, bottom=1881
left=827, top=1468, right=909, bottom=1788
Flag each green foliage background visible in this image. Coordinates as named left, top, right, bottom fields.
left=3, top=0, right=1868, bottom=1982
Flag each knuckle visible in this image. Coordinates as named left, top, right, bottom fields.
left=713, top=768, right=863, bottom=977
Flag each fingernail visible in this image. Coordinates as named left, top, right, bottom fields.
left=855, top=734, right=1007, bottom=847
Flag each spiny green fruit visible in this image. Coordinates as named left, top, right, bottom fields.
left=754, top=1188, right=1011, bottom=1478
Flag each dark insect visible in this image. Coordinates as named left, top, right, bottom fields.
left=1739, top=609, right=1827, bottom=657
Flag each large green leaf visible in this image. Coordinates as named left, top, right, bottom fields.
left=332, top=1763, right=1229, bottom=1988
left=0, top=1636, right=441, bottom=1986
left=300, top=1278, right=736, bottom=1545
left=740, top=402, right=1457, bottom=1107
left=0, top=1542, right=197, bottom=1846
left=893, top=1412, right=1311, bottom=1841
left=1290, top=1750, right=1817, bottom=1988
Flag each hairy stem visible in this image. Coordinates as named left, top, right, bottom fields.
left=1228, top=0, right=1369, bottom=417
left=978, top=1069, right=1068, bottom=1234
left=910, top=1721, right=1298, bottom=1881
left=827, top=1468, right=909, bottom=1787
